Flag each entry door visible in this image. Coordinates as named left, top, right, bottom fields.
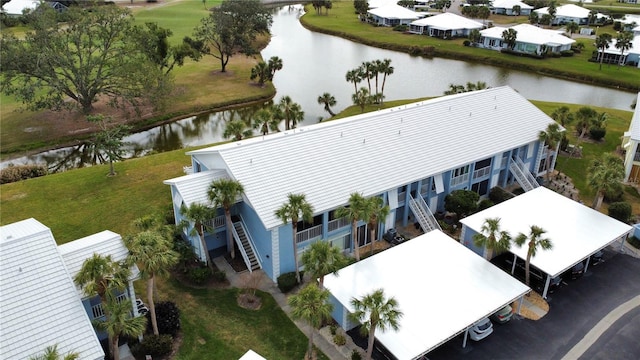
left=631, top=165, right=640, bottom=183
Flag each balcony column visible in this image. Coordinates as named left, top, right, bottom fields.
left=322, top=212, right=329, bottom=240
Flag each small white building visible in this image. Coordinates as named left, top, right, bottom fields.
left=534, top=4, right=604, bottom=26
left=409, top=12, right=483, bottom=38
left=367, top=4, right=426, bottom=27
left=480, top=24, right=575, bottom=55
left=491, top=0, right=533, bottom=16
left=597, top=34, right=640, bottom=67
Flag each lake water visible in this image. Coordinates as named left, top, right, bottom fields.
left=2, top=4, right=636, bottom=171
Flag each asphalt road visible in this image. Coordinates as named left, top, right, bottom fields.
left=428, top=248, right=640, bottom=360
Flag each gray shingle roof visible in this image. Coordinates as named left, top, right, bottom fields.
left=0, top=219, right=104, bottom=360
left=186, top=87, right=556, bottom=230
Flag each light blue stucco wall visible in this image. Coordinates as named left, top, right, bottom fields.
left=461, top=225, right=485, bottom=256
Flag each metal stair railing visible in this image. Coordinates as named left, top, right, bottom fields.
left=408, top=194, right=441, bottom=233
left=514, top=156, right=539, bottom=189
left=231, top=220, right=261, bottom=272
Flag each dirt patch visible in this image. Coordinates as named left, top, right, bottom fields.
left=237, top=293, right=262, bottom=310
left=225, top=253, right=249, bottom=273
left=170, top=265, right=230, bottom=290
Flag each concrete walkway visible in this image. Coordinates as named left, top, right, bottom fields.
left=521, top=296, right=548, bottom=319
left=561, top=294, right=640, bottom=360
left=213, top=257, right=362, bottom=360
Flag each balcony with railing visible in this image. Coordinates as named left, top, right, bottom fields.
left=634, top=151, right=640, bottom=162
left=450, top=173, right=470, bottom=187
left=328, top=216, right=349, bottom=232
left=296, top=224, right=323, bottom=244
left=397, top=191, right=406, bottom=204
left=203, top=215, right=226, bottom=229
left=91, top=293, right=128, bottom=319
left=473, top=166, right=491, bottom=179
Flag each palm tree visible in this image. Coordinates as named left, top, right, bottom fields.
left=538, top=122, right=563, bottom=183
left=223, top=119, right=252, bottom=141
left=301, top=240, right=348, bottom=288
left=317, top=92, right=336, bottom=117
left=502, top=28, right=518, bottom=50
left=547, top=1, right=557, bottom=23
left=378, top=58, right=394, bottom=104
left=267, top=56, right=283, bottom=80
left=93, top=297, right=147, bottom=360
left=469, top=29, right=481, bottom=45
left=512, top=5, right=521, bottom=16
left=179, top=202, right=216, bottom=269
left=345, top=67, right=364, bottom=94
left=288, top=284, right=333, bottom=360
left=444, top=83, right=465, bottom=95
left=565, top=21, right=579, bottom=38
left=352, top=87, right=372, bottom=113
left=125, top=229, right=179, bottom=336
left=595, top=33, right=612, bottom=70
left=252, top=108, right=279, bottom=135
left=275, top=193, right=314, bottom=283
left=336, top=192, right=368, bottom=261
left=587, top=153, right=625, bottom=210
left=615, top=31, right=634, bottom=68
left=363, top=196, right=390, bottom=255
left=74, top=254, right=130, bottom=358
left=208, top=178, right=245, bottom=259
left=575, top=106, right=597, bottom=138
left=472, top=217, right=512, bottom=260
left=289, top=102, right=304, bottom=129
left=278, top=96, right=304, bottom=130
left=551, top=106, right=573, bottom=127
left=361, top=61, right=374, bottom=93
left=29, top=345, right=79, bottom=360
left=514, top=225, right=553, bottom=288
left=250, top=61, right=270, bottom=86
left=349, top=289, right=403, bottom=360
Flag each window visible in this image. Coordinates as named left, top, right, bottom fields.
left=451, top=165, right=470, bottom=186
left=453, top=165, right=470, bottom=178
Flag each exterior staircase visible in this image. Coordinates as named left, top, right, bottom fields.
left=408, top=194, right=442, bottom=233
left=509, top=156, right=539, bottom=192
left=232, top=221, right=261, bottom=272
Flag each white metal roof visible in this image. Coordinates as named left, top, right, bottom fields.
left=410, top=12, right=483, bottom=30
left=163, top=169, right=229, bottom=207
left=491, top=0, right=533, bottom=10
left=481, top=24, right=575, bottom=46
left=239, top=350, right=267, bottom=360
left=368, top=0, right=399, bottom=9
left=324, top=230, right=530, bottom=360
left=461, top=187, right=633, bottom=278
left=625, top=93, right=640, bottom=141
left=185, top=87, right=556, bottom=230
left=602, top=35, right=640, bottom=56
left=58, top=230, right=140, bottom=298
left=0, top=219, right=104, bottom=360
left=368, top=4, right=423, bottom=20
left=1, top=0, right=39, bottom=15
left=534, top=4, right=590, bottom=18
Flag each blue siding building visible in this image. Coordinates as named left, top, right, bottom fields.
left=164, top=86, right=560, bottom=282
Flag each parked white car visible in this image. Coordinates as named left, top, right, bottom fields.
left=469, top=317, right=494, bottom=341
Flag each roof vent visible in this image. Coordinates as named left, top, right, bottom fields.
left=250, top=159, right=252, bottom=164
left=398, top=130, right=401, bottom=135
left=495, top=105, right=497, bottom=110
left=341, top=132, right=343, bottom=137
left=363, top=138, right=366, bottom=144
left=448, top=106, right=451, bottom=111
left=401, top=117, right=403, bottom=123
left=469, top=112, right=472, bottom=116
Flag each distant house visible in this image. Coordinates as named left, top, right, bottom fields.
left=622, top=93, right=640, bottom=183
left=491, top=0, right=533, bottom=16
left=0, top=219, right=104, bottom=360
left=1, top=0, right=39, bottom=16
left=367, top=4, right=426, bottom=27
left=479, top=24, right=575, bottom=55
left=534, top=4, right=605, bottom=25
left=597, top=34, right=640, bottom=67
left=409, top=12, right=483, bottom=38
left=619, top=14, right=640, bottom=32
left=59, top=230, right=142, bottom=343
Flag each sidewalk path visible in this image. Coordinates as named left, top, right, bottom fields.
left=213, top=257, right=361, bottom=360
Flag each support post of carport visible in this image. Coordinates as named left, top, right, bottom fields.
left=542, top=275, right=552, bottom=299
left=462, top=328, right=469, bottom=348
left=584, top=257, right=590, bottom=273
left=517, top=296, right=524, bottom=315
left=511, top=253, right=517, bottom=275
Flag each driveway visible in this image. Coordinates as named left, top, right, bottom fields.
left=428, top=248, right=640, bottom=360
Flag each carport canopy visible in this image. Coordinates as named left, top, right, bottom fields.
left=324, top=230, right=530, bottom=360
left=461, top=187, right=633, bottom=279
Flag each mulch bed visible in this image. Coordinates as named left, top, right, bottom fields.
left=224, top=253, right=249, bottom=273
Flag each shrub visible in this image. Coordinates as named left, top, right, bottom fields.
left=0, top=164, right=48, bottom=184
left=463, top=40, right=471, bottom=46
left=277, top=271, right=303, bottom=293
left=187, top=265, right=212, bottom=284
left=329, top=324, right=337, bottom=335
left=489, top=187, right=515, bottom=204
left=333, top=333, right=346, bottom=346
left=392, top=24, right=407, bottom=32
left=613, top=21, right=622, bottom=31
left=628, top=236, right=640, bottom=249
left=132, top=334, right=173, bottom=358
left=351, top=350, right=363, bottom=360
left=409, top=45, right=422, bottom=56
left=213, top=270, right=227, bottom=282
left=608, top=202, right=632, bottom=223
left=149, top=301, right=181, bottom=337
left=445, top=189, right=479, bottom=217
left=560, top=50, right=574, bottom=57
left=477, top=199, right=494, bottom=211
left=589, top=127, right=606, bottom=141
left=604, top=183, right=624, bottom=203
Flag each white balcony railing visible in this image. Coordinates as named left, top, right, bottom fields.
left=296, top=224, right=323, bottom=244
left=450, top=173, right=470, bottom=187
left=473, top=166, right=491, bottom=179
left=328, top=217, right=349, bottom=232
left=91, top=293, right=128, bottom=319
left=203, top=215, right=226, bottom=229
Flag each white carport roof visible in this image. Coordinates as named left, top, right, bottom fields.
left=535, top=4, right=590, bottom=18
left=368, top=4, right=423, bottom=20
left=461, top=187, right=632, bottom=278
left=481, top=24, right=575, bottom=46
left=410, top=12, right=483, bottom=31
left=1, top=0, right=39, bottom=15
left=324, top=230, right=530, bottom=360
